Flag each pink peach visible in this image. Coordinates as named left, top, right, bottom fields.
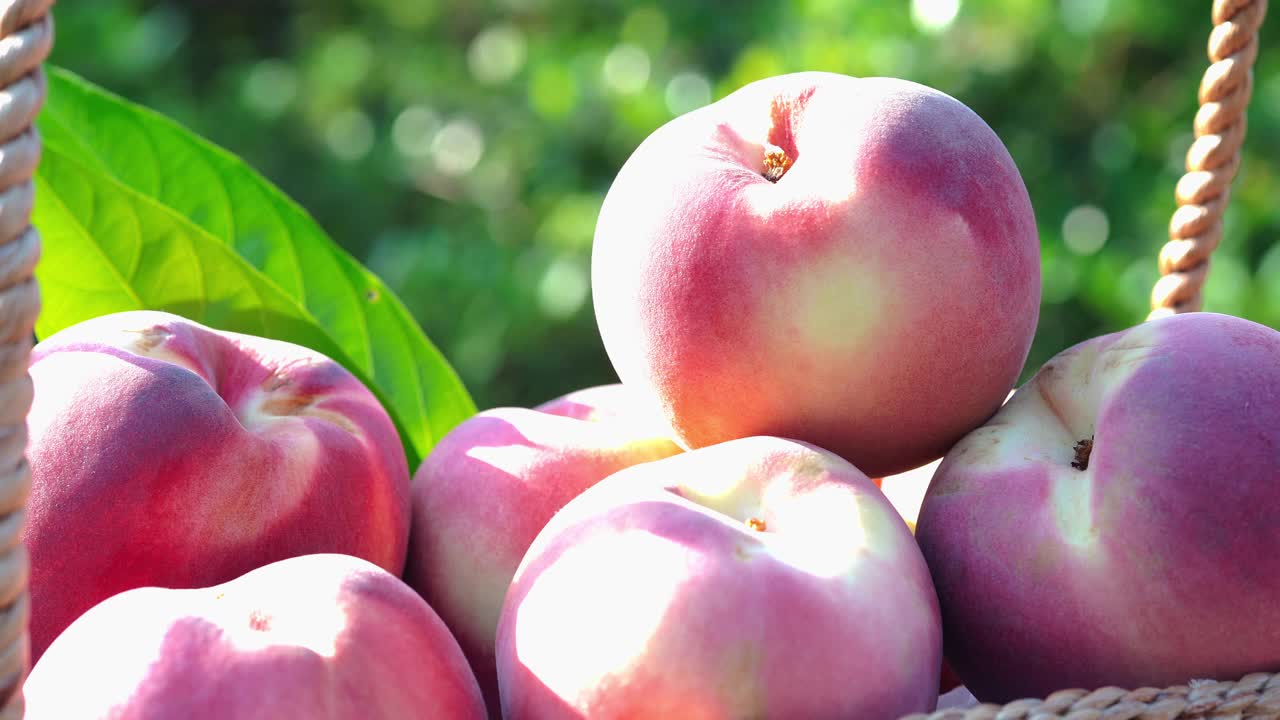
left=592, top=71, right=1040, bottom=477
left=23, top=311, right=410, bottom=663
left=916, top=312, right=1280, bottom=701
left=24, top=553, right=487, bottom=719
left=404, top=386, right=682, bottom=712
left=497, top=436, right=942, bottom=719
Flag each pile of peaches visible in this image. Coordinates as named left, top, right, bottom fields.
left=18, top=72, right=1279, bottom=719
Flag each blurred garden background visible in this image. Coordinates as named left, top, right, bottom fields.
left=49, top=0, right=1280, bottom=411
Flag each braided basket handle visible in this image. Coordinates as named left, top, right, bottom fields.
left=1149, top=0, right=1266, bottom=318
left=0, top=0, right=52, bottom=717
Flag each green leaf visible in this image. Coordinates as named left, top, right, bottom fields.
left=33, top=66, right=477, bottom=470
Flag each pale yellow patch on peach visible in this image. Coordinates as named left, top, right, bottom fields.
left=1051, top=471, right=1098, bottom=551
left=513, top=529, right=692, bottom=705
left=752, top=186, right=974, bottom=366
left=652, top=442, right=876, bottom=578
left=208, top=580, right=347, bottom=659
left=185, top=422, right=323, bottom=549
left=717, top=640, right=766, bottom=715
left=47, top=311, right=206, bottom=377
left=237, top=385, right=358, bottom=434
left=1012, top=321, right=1161, bottom=453
left=756, top=482, right=870, bottom=579
left=667, top=448, right=765, bottom=523
left=950, top=325, right=1165, bottom=556
left=756, top=250, right=884, bottom=362
left=678, top=484, right=866, bottom=577
left=126, top=329, right=209, bottom=377
left=737, top=146, right=859, bottom=214
left=948, top=395, right=1108, bottom=559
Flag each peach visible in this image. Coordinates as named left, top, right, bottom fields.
left=24, top=554, right=487, bottom=719
left=876, top=391, right=1014, bottom=532
left=592, top=71, right=1040, bottom=477
left=533, top=383, right=670, bottom=430
left=23, top=311, right=410, bottom=663
left=403, top=385, right=682, bottom=713
left=915, top=312, right=1280, bottom=701
left=496, top=436, right=942, bottom=719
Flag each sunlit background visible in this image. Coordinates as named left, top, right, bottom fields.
left=50, top=1, right=1280, bottom=410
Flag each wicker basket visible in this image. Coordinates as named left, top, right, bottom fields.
left=0, top=1, right=1273, bottom=718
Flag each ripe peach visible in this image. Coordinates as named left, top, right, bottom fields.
left=916, top=312, right=1280, bottom=701
left=532, top=383, right=668, bottom=428
left=496, top=436, right=942, bottom=719
left=24, top=554, right=487, bottom=719
left=23, top=311, right=410, bottom=662
left=592, top=71, right=1040, bottom=477
left=403, top=385, right=682, bottom=712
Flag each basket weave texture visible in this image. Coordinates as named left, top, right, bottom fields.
left=0, top=0, right=52, bottom=717
left=907, top=674, right=1280, bottom=720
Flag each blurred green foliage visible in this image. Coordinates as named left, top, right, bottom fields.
left=49, top=0, right=1280, bottom=411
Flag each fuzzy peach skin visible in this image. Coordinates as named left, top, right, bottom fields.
left=533, top=383, right=670, bottom=431
left=403, top=386, right=683, bottom=714
left=24, top=554, right=487, bottom=719
left=876, top=393, right=1013, bottom=532
left=23, top=311, right=410, bottom=663
left=496, top=436, right=942, bottom=719
left=592, top=71, right=1040, bottom=478
left=915, top=312, right=1280, bottom=702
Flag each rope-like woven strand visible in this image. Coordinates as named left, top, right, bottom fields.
left=0, top=0, right=52, bottom=718
left=1149, top=0, right=1267, bottom=318
left=903, top=673, right=1280, bottom=720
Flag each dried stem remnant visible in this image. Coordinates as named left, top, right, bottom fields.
left=762, top=143, right=792, bottom=183
left=1071, top=437, right=1094, bottom=471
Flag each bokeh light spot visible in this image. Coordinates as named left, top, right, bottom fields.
left=911, top=0, right=961, bottom=34
left=243, top=60, right=298, bottom=119
left=468, top=24, right=528, bottom=84
left=392, top=105, right=442, bottom=158
left=431, top=120, right=485, bottom=177
left=1062, top=205, right=1109, bottom=256
left=318, top=32, right=374, bottom=91
left=538, top=256, right=590, bottom=319
left=665, top=72, right=712, bottom=116
left=602, top=44, right=651, bottom=94
left=324, top=109, right=375, bottom=162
